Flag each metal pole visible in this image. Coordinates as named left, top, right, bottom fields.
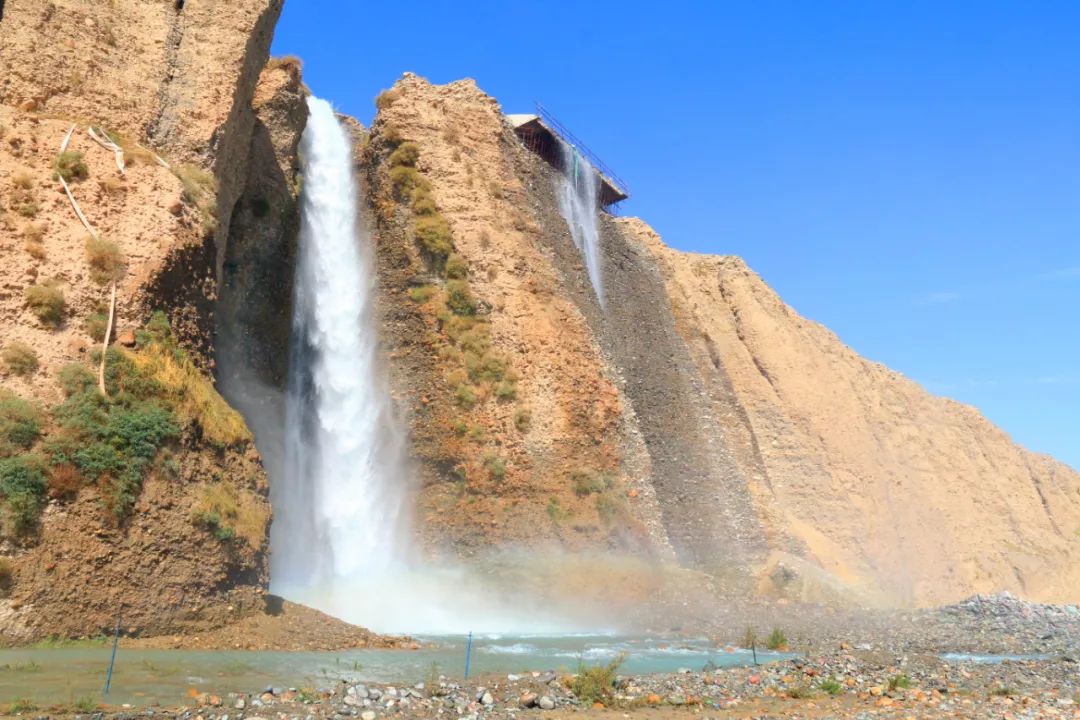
left=104, top=616, right=121, bottom=695
left=751, top=639, right=758, bottom=667
left=464, top=631, right=473, bottom=680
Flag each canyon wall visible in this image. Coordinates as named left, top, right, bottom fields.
left=361, top=74, right=1080, bottom=607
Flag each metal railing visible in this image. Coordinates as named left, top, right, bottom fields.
left=535, top=102, right=630, bottom=198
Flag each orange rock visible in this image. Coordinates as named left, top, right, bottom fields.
left=646, top=694, right=661, bottom=704
left=748, top=675, right=761, bottom=685
left=628, top=488, right=638, bottom=498
left=592, top=702, right=605, bottom=709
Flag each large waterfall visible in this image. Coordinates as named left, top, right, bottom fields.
left=556, top=141, right=605, bottom=306
left=272, top=97, right=408, bottom=596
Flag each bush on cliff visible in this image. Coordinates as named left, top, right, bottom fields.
left=25, top=282, right=66, bottom=328
left=85, top=237, right=126, bottom=285
left=445, top=279, right=476, bottom=316
left=0, top=392, right=43, bottom=457
left=0, top=457, right=47, bottom=536
left=54, top=151, right=88, bottom=182
left=2, top=343, right=39, bottom=376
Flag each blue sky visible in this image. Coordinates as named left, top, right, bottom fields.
left=272, top=1, right=1080, bottom=470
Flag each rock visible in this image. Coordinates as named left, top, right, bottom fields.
left=480, top=692, right=493, bottom=706
left=748, top=674, right=761, bottom=685
left=518, top=692, right=538, bottom=708
left=360, top=712, right=376, bottom=720
left=168, top=200, right=184, bottom=215
left=537, top=696, right=555, bottom=710
left=343, top=695, right=362, bottom=707
left=234, top=698, right=245, bottom=710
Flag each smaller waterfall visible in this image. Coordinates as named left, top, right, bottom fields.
left=556, top=142, right=605, bottom=307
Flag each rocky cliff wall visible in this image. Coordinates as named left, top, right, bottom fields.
left=0, top=0, right=289, bottom=641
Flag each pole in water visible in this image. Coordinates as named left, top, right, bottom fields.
left=464, top=631, right=473, bottom=680
left=751, top=639, right=758, bottom=666
left=104, top=615, right=121, bottom=695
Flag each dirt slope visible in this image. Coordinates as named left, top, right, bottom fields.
left=622, top=218, right=1080, bottom=606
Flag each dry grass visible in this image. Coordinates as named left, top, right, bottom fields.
left=2, top=343, right=39, bottom=376
left=85, top=236, right=126, bottom=285
left=266, top=55, right=303, bottom=75
left=11, top=172, right=33, bottom=190
left=190, top=481, right=268, bottom=551
left=25, top=281, right=65, bottom=328
left=55, top=151, right=88, bottom=182
left=175, top=164, right=218, bottom=235
left=128, top=345, right=251, bottom=447
left=20, top=222, right=45, bottom=243
left=375, top=87, right=401, bottom=110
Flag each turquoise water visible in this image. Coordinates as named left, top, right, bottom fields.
left=0, top=635, right=793, bottom=707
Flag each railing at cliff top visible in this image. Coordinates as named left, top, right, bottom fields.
left=535, top=102, right=630, bottom=199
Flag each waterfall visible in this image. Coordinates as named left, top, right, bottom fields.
left=556, top=141, right=605, bottom=307
left=272, top=97, right=408, bottom=592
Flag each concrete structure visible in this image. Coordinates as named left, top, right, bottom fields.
left=507, top=106, right=629, bottom=208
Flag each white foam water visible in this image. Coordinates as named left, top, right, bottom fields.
left=556, top=141, right=605, bottom=307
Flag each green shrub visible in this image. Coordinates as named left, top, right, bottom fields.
left=390, top=165, right=425, bottom=199
left=57, top=363, right=95, bottom=397
left=567, top=655, right=623, bottom=704
left=388, top=141, right=419, bottom=168
left=451, top=419, right=468, bottom=436
left=887, top=674, right=911, bottom=691
left=85, top=237, right=126, bottom=285
left=0, top=457, right=47, bottom=535
left=8, top=698, right=35, bottom=713
left=191, top=510, right=236, bottom=542
left=55, top=151, right=88, bottom=182
left=0, top=393, right=42, bottom=456
left=411, top=189, right=438, bottom=216
left=408, top=285, right=437, bottom=303
left=786, top=684, right=813, bottom=699
left=990, top=686, right=1015, bottom=697
left=415, top=214, right=453, bottom=260
left=444, top=253, right=468, bottom=279
left=468, top=424, right=485, bottom=441
left=445, top=279, right=476, bottom=316
left=483, top=454, right=506, bottom=480
left=818, top=679, right=842, bottom=696
left=73, top=696, right=96, bottom=712
left=454, top=383, right=477, bottom=409
left=595, top=493, right=619, bottom=522
left=2, top=344, right=38, bottom=376
left=16, top=204, right=38, bottom=218
left=25, top=282, right=65, bottom=328
left=765, top=627, right=788, bottom=651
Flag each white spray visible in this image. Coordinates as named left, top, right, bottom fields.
left=556, top=141, right=605, bottom=307
left=271, top=97, right=579, bottom=635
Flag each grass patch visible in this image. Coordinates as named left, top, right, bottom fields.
left=8, top=698, right=35, bottom=713
left=415, top=213, right=453, bottom=261
left=175, top=164, right=218, bottom=235
left=408, top=285, right=437, bottom=303
left=85, top=236, right=126, bottom=285
left=127, top=312, right=250, bottom=447
left=887, top=674, right=911, bottom=691
left=493, top=380, right=517, bottom=401
left=513, top=407, right=532, bottom=432
left=567, top=655, right=623, bottom=705
left=818, top=679, right=842, bottom=695
left=84, top=313, right=109, bottom=343
left=190, top=481, right=268, bottom=550
left=389, top=141, right=419, bottom=168
left=73, top=696, right=96, bottom=712
left=16, top=204, right=38, bottom=218
left=2, top=344, right=38, bottom=377
left=0, top=457, right=47, bottom=536
left=375, top=87, right=401, bottom=110
left=20, top=222, right=45, bottom=243
left=11, top=172, right=33, bottom=190
left=444, top=253, right=468, bottom=279
left=483, top=454, right=506, bottom=480
left=266, top=55, right=303, bottom=74
left=454, top=383, right=477, bottom=409
left=786, top=684, right=813, bottom=699
left=25, top=281, right=65, bottom=328
left=766, top=627, right=788, bottom=651
left=571, top=469, right=610, bottom=497
left=55, top=151, right=88, bottom=182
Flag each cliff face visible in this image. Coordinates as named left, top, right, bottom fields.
left=0, top=0, right=293, bottom=641
left=359, top=74, right=1080, bottom=607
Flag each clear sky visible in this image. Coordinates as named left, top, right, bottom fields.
left=272, top=1, right=1080, bottom=470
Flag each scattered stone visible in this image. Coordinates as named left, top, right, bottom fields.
left=537, top=696, right=555, bottom=710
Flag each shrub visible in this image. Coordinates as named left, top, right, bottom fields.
left=375, top=87, right=401, bottom=110
left=17, top=203, right=38, bottom=218
left=47, top=464, right=83, bottom=501
left=99, top=176, right=124, bottom=196
left=0, top=558, right=13, bottom=596
left=887, top=674, right=911, bottom=691
left=567, top=655, right=623, bottom=704
left=454, top=383, right=477, bottom=409
left=414, top=214, right=453, bottom=260
left=493, top=380, right=517, bottom=401
left=411, top=188, right=438, bottom=216
left=388, top=141, right=420, bottom=168
left=765, top=627, right=788, bottom=651
left=57, top=363, right=95, bottom=397
left=468, top=424, right=485, bottom=441
left=818, top=679, right=842, bottom=696
left=20, top=222, right=45, bottom=243
left=55, top=151, right=89, bottom=182
left=445, top=279, right=476, bottom=316
left=2, top=344, right=38, bottom=376
left=990, top=686, right=1015, bottom=697
left=743, top=626, right=757, bottom=649
left=786, top=684, right=813, bottom=699
left=84, top=313, right=109, bottom=343
left=175, top=164, right=218, bottom=235
left=0, top=392, right=42, bottom=456
left=266, top=55, right=303, bottom=74
left=513, top=407, right=532, bottom=432
left=73, top=696, right=96, bottom=712
left=595, top=493, right=619, bottom=522
left=408, top=285, right=437, bottom=303
left=571, top=469, right=608, bottom=497
left=444, top=253, right=468, bottom=279
left=0, top=457, right=47, bottom=535
left=8, top=698, right=34, bottom=714
left=483, top=454, right=506, bottom=480
left=450, top=419, right=468, bottom=436
left=85, top=237, right=126, bottom=285
left=25, top=282, right=65, bottom=328
left=389, top=165, right=424, bottom=198
left=23, top=241, right=45, bottom=261
left=11, top=172, right=33, bottom=190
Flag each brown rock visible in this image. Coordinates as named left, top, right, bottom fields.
left=117, top=329, right=137, bottom=347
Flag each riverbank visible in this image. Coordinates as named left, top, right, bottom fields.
left=25, top=650, right=1080, bottom=719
